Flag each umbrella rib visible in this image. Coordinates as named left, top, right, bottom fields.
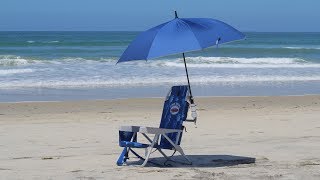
left=145, top=36, right=159, bottom=60
left=180, top=20, right=203, bottom=50
left=182, top=18, right=246, bottom=46
left=145, top=21, right=173, bottom=60
left=146, top=19, right=203, bottom=60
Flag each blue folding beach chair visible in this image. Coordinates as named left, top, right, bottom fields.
left=117, top=85, right=197, bottom=167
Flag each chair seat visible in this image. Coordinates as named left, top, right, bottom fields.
left=119, top=141, right=149, bottom=148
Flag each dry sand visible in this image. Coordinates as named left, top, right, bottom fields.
left=0, top=96, right=320, bottom=179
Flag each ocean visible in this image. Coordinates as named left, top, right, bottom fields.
left=1, top=31, right=320, bottom=102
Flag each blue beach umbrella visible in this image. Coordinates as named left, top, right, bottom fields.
left=118, top=11, right=245, bottom=103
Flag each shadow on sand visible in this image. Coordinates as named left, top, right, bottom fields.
left=127, top=154, right=256, bottom=168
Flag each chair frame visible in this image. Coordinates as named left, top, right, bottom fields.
left=118, top=126, right=192, bottom=167
left=117, top=85, right=197, bottom=167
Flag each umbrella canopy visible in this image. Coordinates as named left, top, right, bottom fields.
left=118, top=11, right=245, bottom=103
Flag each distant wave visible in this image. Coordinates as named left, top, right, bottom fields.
left=26, top=40, right=60, bottom=44
left=283, top=46, right=320, bottom=50
left=2, top=40, right=129, bottom=46
left=48, top=41, right=59, bottom=43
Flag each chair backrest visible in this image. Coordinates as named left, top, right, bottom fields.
left=159, top=85, right=189, bottom=149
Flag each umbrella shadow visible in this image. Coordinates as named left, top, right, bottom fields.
left=128, top=154, right=256, bottom=168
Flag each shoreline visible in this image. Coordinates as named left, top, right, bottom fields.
left=0, top=94, right=320, bottom=104
left=2, top=81, right=320, bottom=103
left=0, top=93, right=319, bottom=104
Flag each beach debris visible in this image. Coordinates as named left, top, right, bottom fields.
left=41, top=157, right=53, bottom=160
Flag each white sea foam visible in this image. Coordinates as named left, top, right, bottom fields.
left=185, top=57, right=304, bottom=64
left=283, top=46, right=320, bottom=50
left=1, top=55, right=319, bottom=70
left=145, top=57, right=298, bottom=65
left=48, top=41, right=59, bottom=43
left=0, top=55, right=31, bottom=66
left=0, top=69, right=34, bottom=75
left=0, top=55, right=119, bottom=67
left=147, top=57, right=318, bottom=68
left=27, top=40, right=60, bottom=44
left=161, top=62, right=320, bottom=68
left=0, top=55, right=315, bottom=67
left=1, top=75, right=320, bottom=89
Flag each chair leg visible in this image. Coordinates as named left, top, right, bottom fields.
left=162, top=134, right=192, bottom=165
left=160, top=149, right=174, bottom=166
left=158, top=148, right=175, bottom=166
left=117, top=147, right=128, bottom=166
left=141, top=147, right=153, bottom=167
left=130, top=149, right=164, bottom=166
left=158, top=149, right=170, bottom=161
left=161, top=149, right=192, bottom=166
left=175, top=146, right=192, bottom=165
left=141, top=134, right=159, bottom=167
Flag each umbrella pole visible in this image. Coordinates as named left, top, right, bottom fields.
left=182, top=53, right=194, bottom=104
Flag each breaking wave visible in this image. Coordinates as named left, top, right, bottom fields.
left=0, top=55, right=33, bottom=66
left=0, top=55, right=116, bottom=67
left=1, top=75, right=320, bottom=89
left=1, top=55, right=320, bottom=69
left=145, top=57, right=320, bottom=68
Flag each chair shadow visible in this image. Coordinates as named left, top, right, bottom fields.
left=128, top=154, right=256, bottom=168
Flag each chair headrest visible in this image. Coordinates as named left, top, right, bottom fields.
left=166, top=85, right=189, bottom=100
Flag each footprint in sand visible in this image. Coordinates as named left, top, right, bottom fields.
left=98, top=111, right=112, bottom=114
left=0, top=168, right=11, bottom=171
left=70, top=170, right=83, bottom=173
left=12, top=157, right=33, bottom=160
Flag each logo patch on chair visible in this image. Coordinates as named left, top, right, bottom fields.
left=170, top=103, right=180, bottom=115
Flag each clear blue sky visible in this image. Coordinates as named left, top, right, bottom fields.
left=0, top=0, right=319, bottom=32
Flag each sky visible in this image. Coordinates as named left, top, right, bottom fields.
left=0, top=0, right=319, bottom=32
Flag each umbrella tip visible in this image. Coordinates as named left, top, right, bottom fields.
left=174, top=11, right=178, bottom=18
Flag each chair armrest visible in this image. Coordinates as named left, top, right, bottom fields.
left=119, top=126, right=182, bottom=134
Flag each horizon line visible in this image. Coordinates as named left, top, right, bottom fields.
left=0, top=30, right=320, bottom=33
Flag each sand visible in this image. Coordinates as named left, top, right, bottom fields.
left=0, top=95, right=320, bottom=179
